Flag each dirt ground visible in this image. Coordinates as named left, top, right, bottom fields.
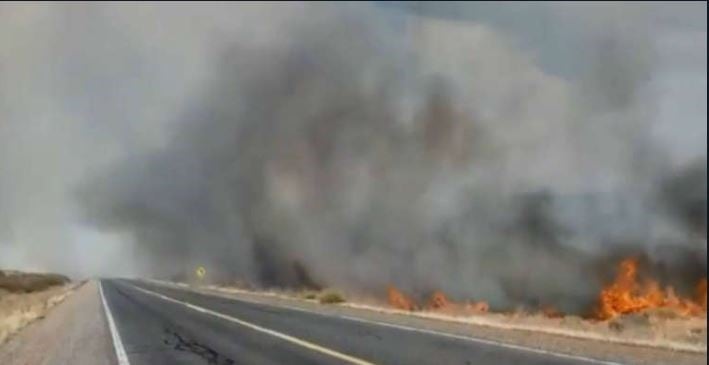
left=0, top=281, right=114, bottom=365
left=0, top=270, right=76, bottom=345
left=0, top=270, right=69, bottom=294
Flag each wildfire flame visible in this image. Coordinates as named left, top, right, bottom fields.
left=595, top=258, right=708, bottom=320
left=386, top=258, right=706, bottom=321
left=427, top=290, right=451, bottom=310
left=387, top=286, right=490, bottom=314
left=388, top=285, right=416, bottom=311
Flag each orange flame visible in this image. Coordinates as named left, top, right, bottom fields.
left=388, top=286, right=416, bottom=311
left=385, top=258, right=705, bottom=321
left=596, top=258, right=707, bottom=320
left=427, top=290, right=451, bottom=310
left=426, top=290, right=490, bottom=313
left=697, top=278, right=707, bottom=311
left=386, top=286, right=490, bottom=314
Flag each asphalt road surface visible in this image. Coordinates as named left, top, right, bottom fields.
left=100, top=279, right=619, bottom=365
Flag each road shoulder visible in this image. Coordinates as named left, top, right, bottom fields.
left=0, top=281, right=114, bottom=365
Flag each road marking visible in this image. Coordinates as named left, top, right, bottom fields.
left=99, top=281, right=130, bottom=365
left=144, top=280, right=624, bottom=365
left=127, top=283, right=375, bottom=365
left=333, top=315, right=624, bottom=365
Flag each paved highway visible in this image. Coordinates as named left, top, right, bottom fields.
left=99, top=279, right=619, bottom=365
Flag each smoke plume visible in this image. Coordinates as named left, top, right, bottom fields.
left=1, top=3, right=706, bottom=313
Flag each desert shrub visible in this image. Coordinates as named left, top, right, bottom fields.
left=0, top=272, right=69, bottom=293
left=319, top=291, right=346, bottom=304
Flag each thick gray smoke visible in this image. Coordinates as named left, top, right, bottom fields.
left=78, top=4, right=706, bottom=312
left=2, top=3, right=706, bottom=312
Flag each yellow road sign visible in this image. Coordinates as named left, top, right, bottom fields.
left=195, top=266, right=206, bottom=279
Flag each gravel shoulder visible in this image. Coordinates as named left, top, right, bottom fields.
left=0, top=285, right=74, bottom=345
left=0, top=280, right=114, bottom=365
left=157, top=281, right=706, bottom=365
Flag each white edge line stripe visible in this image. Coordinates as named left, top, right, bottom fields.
left=335, top=314, right=624, bottom=365
left=99, top=281, right=130, bottom=365
left=147, top=280, right=624, bottom=365
left=127, top=283, right=374, bottom=365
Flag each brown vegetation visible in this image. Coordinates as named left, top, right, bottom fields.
left=0, top=271, right=70, bottom=294
left=0, top=271, right=75, bottom=344
left=319, top=291, right=346, bottom=304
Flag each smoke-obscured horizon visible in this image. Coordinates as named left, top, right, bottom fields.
left=2, top=3, right=707, bottom=312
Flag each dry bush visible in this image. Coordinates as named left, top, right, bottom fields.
left=300, top=291, right=318, bottom=300
left=319, top=291, right=346, bottom=304
left=0, top=272, right=70, bottom=294
left=0, top=285, right=73, bottom=344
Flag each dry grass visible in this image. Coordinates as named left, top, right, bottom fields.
left=319, top=291, right=346, bottom=304
left=341, top=301, right=707, bottom=353
left=0, top=271, right=75, bottom=344
left=300, top=291, right=318, bottom=300
left=0, top=271, right=69, bottom=294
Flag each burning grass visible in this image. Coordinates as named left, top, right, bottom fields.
left=377, top=257, right=707, bottom=351
left=373, top=292, right=706, bottom=352
left=596, top=258, right=707, bottom=320
left=387, top=286, right=416, bottom=311
left=387, top=286, right=489, bottom=315
left=384, top=257, right=707, bottom=323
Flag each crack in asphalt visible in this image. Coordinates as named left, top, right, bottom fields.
left=163, top=328, right=235, bottom=365
left=108, top=282, right=237, bottom=364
